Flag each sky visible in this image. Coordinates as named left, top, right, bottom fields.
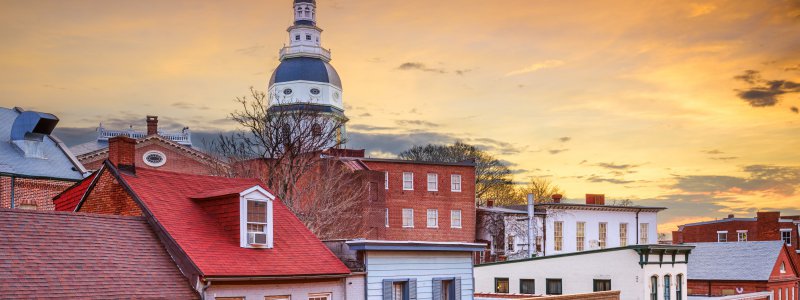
left=1, top=0, right=799, bottom=235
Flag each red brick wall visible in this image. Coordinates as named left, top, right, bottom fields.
left=0, top=177, right=74, bottom=210
left=362, top=161, right=476, bottom=243
left=687, top=280, right=769, bottom=297
left=81, top=141, right=217, bottom=176
left=78, top=171, right=141, bottom=216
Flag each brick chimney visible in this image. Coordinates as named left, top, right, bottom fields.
left=486, top=199, right=494, bottom=208
left=551, top=194, right=563, bottom=203
left=586, top=194, right=605, bottom=205
left=727, top=214, right=735, bottom=219
left=108, top=136, right=136, bottom=174
left=146, top=116, right=158, bottom=136
left=756, top=211, right=781, bottom=240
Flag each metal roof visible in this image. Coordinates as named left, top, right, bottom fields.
left=269, top=57, right=342, bottom=88
left=0, top=107, right=85, bottom=180
left=687, top=241, right=785, bottom=281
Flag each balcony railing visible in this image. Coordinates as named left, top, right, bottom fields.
left=279, top=45, right=331, bottom=61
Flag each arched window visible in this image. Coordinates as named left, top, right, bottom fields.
left=664, top=275, right=672, bottom=300
left=304, top=7, right=310, bottom=17
left=676, top=274, right=683, bottom=300
left=650, top=276, right=658, bottom=300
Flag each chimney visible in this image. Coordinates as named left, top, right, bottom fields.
left=551, top=194, right=562, bottom=203
left=146, top=116, right=158, bottom=136
left=108, top=136, right=136, bottom=174
left=586, top=194, right=605, bottom=205
left=727, top=214, right=735, bottom=219
left=487, top=199, right=494, bottom=208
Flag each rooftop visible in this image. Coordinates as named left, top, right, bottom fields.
left=687, top=241, right=788, bottom=281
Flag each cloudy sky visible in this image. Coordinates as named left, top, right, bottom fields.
left=1, top=0, right=799, bottom=234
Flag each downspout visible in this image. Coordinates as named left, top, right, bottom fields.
left=200, top=279, right=211, bottom=300
left=10, top=176, right=15, bottom=209
left=543, top=211, right=547, bottom=256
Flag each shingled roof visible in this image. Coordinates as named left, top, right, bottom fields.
left=687, top=241, right=787, bottom=281
left=0, top=209, right=198, bottom=299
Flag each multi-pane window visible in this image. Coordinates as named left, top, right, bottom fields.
left=385, top=171, right=389, bottom=190
left=599, top=222, right=608, bottom=249
left=782, top=230, right=792, bottom=245
left=507, top=235, right=516, bottom=253
left=717, top=231, right=728, bottom=242
left=738, top=230, right=748, bottom=242
left=664, top=275, right=671, bottom=300
left=393, top=282, right=407, bottom=300
left=247, top=200, right=268, bottom=236
left=265, top=296, right=290, bottom=300
left=576, top=222, right=586, bottom=251
left=520, top=279, right=535, bottom=294
left=495, top=278, right=509, bottom=293
left=451, top=210, right=462, bottom=228
left=308, top=293, right=330, bottom=300
left=593, top=280, right=611, bottom=292
left=554, top=221, right=564, bottom=251
left=620, top=223, right=628, bottom=247
left=427, top=209, right=439, bottom=228
left=427, top=173, right=438, bottom=191
left=676, top=274, right=683, bottom=300
left=546, top=279, right=563, bottom=295
left=403, top=172, right=414, bottom=190
left=650, top=276, right=658, bottom=300
left=385, top=208, right=390, bottom=228
left=440, top=279, right=454, bottom=300
left=402, top=208, right=414, bottom=227
left=451, top=174, right=462, bottom=192
left=640, top=223, right=649, bottom=244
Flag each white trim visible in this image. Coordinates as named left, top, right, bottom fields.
left=239, top=185, right=275, bottom=248
left=385, top=208, right=389, bottom=228
left=385, top=171, right=389, bottom=190
left=451, top=210, right=462, bottom=228
left=451, top=174, right=462, bottom=192
left=142, top=150, right=167, bottom=167
left=427, top=209, right=439, bottom=228
left=736, top=230, right=748, bottom=233
left=402, top=208, right=414, bottom=228
left=780, top=228, right=793, bottom=232
left=716, top=230, right=729, bottom=233
left=402, top=172, right=414, bottom=191
left=427, top=173, right=438, bottom=192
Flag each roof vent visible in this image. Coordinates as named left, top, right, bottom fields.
left=10, top=111, right=59, bottom=159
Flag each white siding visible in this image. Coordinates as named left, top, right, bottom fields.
left=365, top=251, right=474, bottom=300
left=206, top=279, right=347, bottom=300
left=543, top=210, right=660, bottom=255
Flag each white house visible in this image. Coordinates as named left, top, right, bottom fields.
left=476, top=194, right=665, bottom=262
left=474, top=244, right=694, bottom=300
left=326, top=240, right=485, bottom=300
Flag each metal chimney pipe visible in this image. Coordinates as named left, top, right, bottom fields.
left=527, top=193, right=535, bottom=258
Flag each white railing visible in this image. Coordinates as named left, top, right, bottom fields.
left=279, top=45, right=331, bottom=60
left=99, top=128, right=192, bottom=146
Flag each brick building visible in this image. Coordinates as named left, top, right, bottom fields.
left=672, top=211, right=800, bottom=271
left=687, top=241, right=798, bottom=300
left=0, top=107, right=87, bottom=210
left=71, top=115, right=226, bottom=176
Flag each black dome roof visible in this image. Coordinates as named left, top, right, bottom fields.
left=269, top=57, right=342, bottom=89
left=294, top=0, right=315, bottom=4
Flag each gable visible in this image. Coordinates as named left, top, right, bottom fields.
left=770, top=244, right=799, bottom=280
left=77, top=170, right=141, bottom=217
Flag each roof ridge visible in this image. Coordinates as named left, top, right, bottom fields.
left=0, top=208, right=146, bottom=221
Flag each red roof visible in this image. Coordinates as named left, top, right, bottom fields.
left=0, top=209, right=198, bottom=299
left=117, top=167, right=351, bottom=277
left=52, top=171, right=98, bottom=212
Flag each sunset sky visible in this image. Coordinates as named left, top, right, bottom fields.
left=1, top=0, right=799, bottom=234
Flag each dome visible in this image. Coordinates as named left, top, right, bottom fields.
left=269, top=57, right=342, bottom=89
left=294, top=0, right=315, bottom=3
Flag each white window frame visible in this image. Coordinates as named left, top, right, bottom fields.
left=427, top=209, right=439, bottom=228
left=308, top=293, right=331, bottom=300
left=265, top=296, right=291, bottom=300
left=385, top=171, right=389, bottom=190
left=451, top=174, right=462, bottom=192
left=554, top=221, right=563, bottom=251
left=451, top=210, right=462, bottom=228
left=385, top=208, right=390, bottom=228
left=576, top=222, right=585, bottom=252
left=620, top=223, right=628, bottom=247
left=403, top=172, right=414, bottom=190
left=427, top=173, right=438, bottom=191
left=640, top=223, right=649, bottom=244
left=402, top=208, right=414, bottom=228
left=239, top=186, right=275, bottom=248
left=717, top=231, right=728, bottom=243
left=781, top=229, right=792, bottom=245
left=737, top=230, right=748, bottom=242
left=142, top=150, right=167, bottom=167
left=599, top=222, right=608, bottom=249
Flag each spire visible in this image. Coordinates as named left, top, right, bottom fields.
left=293, top=0, right=317, bottom=26
left=281, top=0, right=330, bottom=61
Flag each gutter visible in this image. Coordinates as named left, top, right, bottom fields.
left=202, top=273, right=350, bottom=282
left=0, top=171, right=81, bottom=182
left=9, top=176, right=15, bottom=209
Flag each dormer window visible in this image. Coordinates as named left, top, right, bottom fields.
left=239, top=186, right=274, bottom=248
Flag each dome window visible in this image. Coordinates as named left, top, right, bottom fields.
left=306, top=34, right=312, bottom=41
left=310, top=88, right=321, bottom=95
left=283, top=88, right=293, bottom=95
left=143, top=150, right=167, bottom=167
left=295, top=35, right=301, bottom=41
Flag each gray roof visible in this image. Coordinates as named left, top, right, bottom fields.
left=269, top=57, right=342, bottom=88
left=70, top=140, right=107, bottom=157
left=687, top=241, right=785, bottom=281
left=0, top=108, right=85, bottom=181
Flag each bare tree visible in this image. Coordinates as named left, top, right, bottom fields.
left=208, top=88, right=366, bottom=238
left=610, top=199, right=634, bottom=206
left=515, top=177, right=566, bottom=204
left=398, top=141, right=513, bottom=201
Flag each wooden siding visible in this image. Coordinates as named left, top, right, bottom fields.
left=365, top=251, right=474, bottom=300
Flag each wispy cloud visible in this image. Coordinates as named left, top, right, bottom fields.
left=688, top=3, right=717, bottom=17
left=506, top=60, right=564, bottom=76
left=396, top=120, right=439, bottom=127
left=734, top=69, right=800, bottom=107
left=397, top=62, right=446, bottom=74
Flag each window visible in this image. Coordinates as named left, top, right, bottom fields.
left=451, top=174, right=462, bottom=192
left=393, top=281, right=407, bottom=300
left=306, top=34, right=312, bottom=40
left=217, top=298, right=244, bottom=300
left=507, top=235, right=516, bottom=253
left=593, top=279, right=611, bottom=292
left=143, top=150, right=167, bottom=167
left=676, top=274, right=683, bottom=300
left=554, top=221, right=564, bottom=251
left=311, top=124, right=322, bottom=137
left=546, top=279, right=562, bottom=295
left=599, top=222, right=608, bottom=249
left=495, top=278, right=509, bottom=293
left=520, top=279, right=535, bottom=294
left=385, top=171, right=389, bottom=190
left=451, top=210, right=462, bottom=228
left=576, top=222, right=586, bottom=251
left=738, top=230, right=748, bottom=242
left=717, top=231, right=728, bottom=242
left=640, top=223, right=649, bottom=244
left=620, top=223, right=628, bottom=247
left=385, top=208, right=389, bottom=227
left=402, top=209, right=414, bottom=227
left=265, top=296, right=290, bottom=300
left=781, top=262, right=787, bottom=274
left=427, top=173, right=438, bottom=191
left=295, top=35, right=301, bottom=41
left=308, top=294, right=329, bottom=300
left=650, top=276, right=658, bottom=300
left=403, top=172, right=414, bottom=190
left=664, top=275, right=671, bottom=300
left=438, top=279, right=455, bottom=300
left=782, top=230, right=792, bottom=245
left=310, top=88, right=321, bottom=95
left=239, top=188, right=273, bottom=249
left=427, top=209, right=439, bottom=228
